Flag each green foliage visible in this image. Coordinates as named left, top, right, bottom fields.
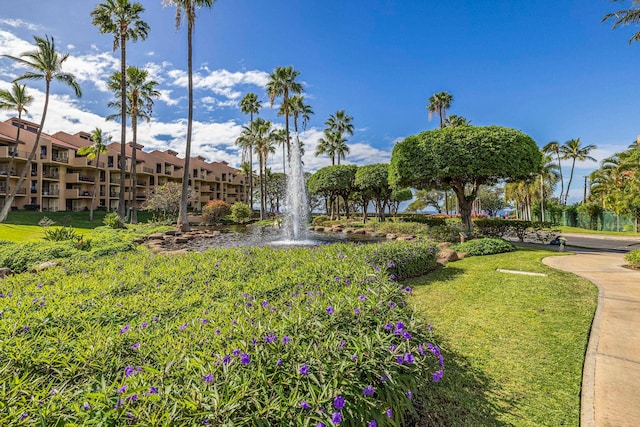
left=395, top=214, right=447, bottom=227
left=143, top=182, right=184, bottom=220
left=312, top=215, right=330, bottom=226
left=625, top=249, right=640, bottom=269
left=42, top=226, right=80, bottom=242
left=454, top=238, right=516, bottom=256
left=307, top=165, right=358, bottom=200
left=202, top=199, right=232, bottom=225
left=577, top=202, right=604, bottom=230
left=230, top=202, right=252, bottom=223
left=425, top=225, right=468, bottom=243
left=0, top=241, right=78, bottom=272
left=354, top=164, right=392, bottom=219
left=371, top=221, right=430, bottom=237
left=0, top=241, right=443, bottom=425
left=103, top=212, right=126, bottom=229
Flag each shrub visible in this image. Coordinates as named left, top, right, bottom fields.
left=230, top=202, right=252, bottom=223
left=625, top=249, right=640, bottom=269
left=371, top=221, right=430, bottom=237
left=0, top=241, right=444, bottom=425
left=312, top=215, right=330, bottom=226
left=43, top=226, right=79, bottom=242
left=425, top=224, right=468, bottom=243
left=0, top=241, right=79, bottom=272
left=454, top=238, right=516, bottom=256
left=395, top=214, right=447, bottom=227
left=365, top=239, right=439, bottom=280
left=202, top=199, right=231, bottom=225
left=473, top=218, right=512, bottom=238
left=103, top=212, right=126, bottom=229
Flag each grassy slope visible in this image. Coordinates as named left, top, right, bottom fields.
left=409, top=248, right=597, bottom=426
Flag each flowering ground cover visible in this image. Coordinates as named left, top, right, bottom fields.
left=0, top=240, right=441, bottom=426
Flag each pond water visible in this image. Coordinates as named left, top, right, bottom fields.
left=186, top=225, right=383, bottom=251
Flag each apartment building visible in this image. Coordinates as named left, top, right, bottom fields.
left=0, top=117, right=249, bottom=212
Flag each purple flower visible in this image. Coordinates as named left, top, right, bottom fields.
left=380, top=374, right=388, bottom=383
left=261, top=300, right=269, bottom=307
left=117, top=385, right=128, bottom=394
left=326, top=306, right=334, bottom=315
left=114, top=398, right=124, bottom=409
left=396, top=356, right=404, bottom=364
left=368, top=421, right=377, bottom=427
left=232, top=349, right=241, bottom=357
left=418, top=344, right=425, bottom=356
left=202, top=421, right=211, bottom=425
left=222, top=355, right=231, bottom=364
left=265, top=333, right=278, bottom=344
left=404, top=286, right=412, bottom=294
left=148, top=386, right=158, bottom=395
left=153, top=316, right=159, bottom=323
left=332, top=412, right=342, bottom=424
left=83, top=402, right=91, bottom=410
left=141, top=322, right=149, bottom=329
left=339, top=341, right=346, bottom=349
left=358, top=295, right=366, bottom=301
left=215, top=328, right=221, bottom=335
left=334, top=276, right=340, bottom=281
left=179, top=322, right=188, bottom=331
left=333, top=396, right=345, bottom=410
left=282, top=336, right=291, bottom=344
left=388, top=301, right=396, bottom=309
left=386, top=408, right=393, bottom=418
left=124, top=366, right=136, bottom=377
left=20, top=413, right=28, bottom=421
left=276, top=358, right=283, bottom=366
left=131, top=342, right=140, bottom=350
left=203, top=374, right=213, bottom=383
left=389, top=344, right=397, bottom=351
left=407, top=390, right=413, bottom=399
left=432, top=369, right=444, bottom=382
left=390, top=274, right=397, bottom=280
left=395, top=321, right=405, bottom=331
left=384, top=323, right=393, bottom=331
left=388, top=261, right=396, bottom=268
left=351, top=354, right=358, bottom=361
left=202, top=318, right=208, bottom=325
left=125, top=394, right=138, bottom=402
left=240, top=353, right=251, bottom=365
left=354, top=308, right=360, bottom=314
left=317, top=423, right=326, bottom=427
left=120, top=325, right=130, bottom=335
left=404, top=353, right=415, bottom=364
left=300, top=400, right=311, bottom=410
left=363, top=385, right=374, bottom=396
left=402, top=331, right=412, bottom=340
left=299, top=364, right=310, bottom=375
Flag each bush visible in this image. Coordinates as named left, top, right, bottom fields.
left=395, top=214, right=447, bottom=227
left=454, top=238, right=516, bottom=256
left=103, top=212, right=126, bottom=229
left=43, top=226, right=79, bottom=242
left=0, top=241, right=79, bottom=272
left=312, top=215, right=330, bottom=226
left=371, top=221, right=430, bottom=237
left=425, top=224, right=468, bottom=243
left=0, top=241, right=444, bottom=425
left=230, top=202, right=252, bottom=223
left=202, top=199, right=231, bottom=225
left=365, top=239, right=439, bottom=280
left=625, top=249, right=640, bottom=269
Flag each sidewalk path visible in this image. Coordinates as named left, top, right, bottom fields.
left=542, top=251, right=640, bottom=427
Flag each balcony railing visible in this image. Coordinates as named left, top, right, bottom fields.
left=0, top=186, right=27, bottom=194
left=52, top=155, right=69, bottom=164
left=79, top=175, right=95, bottom=183
left=42, top=189, right=60, bottom=197
left=42, top=171, right=60, bottom=179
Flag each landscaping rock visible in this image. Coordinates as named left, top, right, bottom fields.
left=397, top=234, right=416, bottom=241
left=343, top=228, right=355, bottom=234
left=31, top=261, right=59, bottom=273
left=437, top=249, right=458, bottom=265
left=352, top=229, right=366, bottom=235
left=203, top=231, right=220, bottom=238
left=438, top=242, right=452, bottom=248
left=164, top=230, right=178, bottom=236
left=175, top=237, right=189, bottom=244
left=386, top=234, right=398, bottom=240
left=148, top=233, right=165, bottom=240
left=0, top=267, right=14, bottom=278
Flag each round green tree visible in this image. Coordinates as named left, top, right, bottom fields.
left=390, top=126, right=542, bottom=230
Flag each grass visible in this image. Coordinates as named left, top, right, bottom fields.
left=556, top=225, right=639, bottom=237
left=0, top=210, right=155, bottom=242
left=408, top=247, right=598, bottom=426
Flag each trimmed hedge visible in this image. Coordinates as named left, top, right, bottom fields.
left=625, top=249, right=640, bottom=269
left=454, top=238, right=516, bottom=256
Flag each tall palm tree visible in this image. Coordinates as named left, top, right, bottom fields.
left=325, top=110, right=354, bottom=138
left=560, top=138, right=597, bottom=205
left=334, top=134, right=350, bottom=165
left=266, top=66, right=303, bottom=172
left=443, top=114, right=471, bottom=128
left=542, top=141, right=564, bottom=204
left=240, top=92, right=261, bottom=210
left=0, top=35, right=81, bottom=223
left=237, top=118, right=273, bottom=219
left=106, top=66, right=160, bottom=223
left=91, top=0, right=149, bottom=218
left=426, top=91, right=453, bottom=128
left=315, top=130, right=338, bottom=165
left=78, top=128, right=110, bottom=221
left=538, top=152, right=560, bottom=222
left=0, top=83, right=33, bottom=212
left=287, top=95, right=314, bottom=134
left=165, top=0, right=215, bottom=232
left=603, top=1, right=640, bottom=44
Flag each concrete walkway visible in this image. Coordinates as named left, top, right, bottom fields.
left=542, top=251, right=640, bottom=427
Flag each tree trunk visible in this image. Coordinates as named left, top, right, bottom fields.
left=249, top=112, right=253, bottom=211
left=130, top=115, right=138, bottom=224
left=564, top=158, right=576, bottom=206
left=0, top=82, right=50, bottom=223
left=4, top=111, right=23, bottom=211
left=540, top=174, right=545, bottom=222
left=89, top=152, right=100, bottom=222
left=556, top=152, right=564, bottom=205
left=362, top=199, right=368, bottom=223
left=177, top=15, right=194, bottom=232
left=118, top=30, right=127, bottom=218
left=259, top=154, right=265, bottom=220
left=451, top=183, right=477, bottom=231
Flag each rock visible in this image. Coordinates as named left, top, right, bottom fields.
left=386, top=234, right=398, bottom=240
left=31, top=261, right=59, bottom=272
left=436, top=249, right=458, bottom=265
left=352, top=229, right=366, bottom=235
left=438, top=242, right=452, bottom=248
left=0, top=267, right=14, bottom=278
left=133, top=238, right=145, bottom=244
left=164, top=230, right=178, bottom=236
left=343, top=228, right=355, bottom=234
left=175, top=237, right=189, bottom=244
left=148, top=233, right=165, bottom=240
left=362, top=228, right=374, bottom=234
left=162, top=249, right=189, bottom=255
left=457, top=252, right=467, bottom=259
left=397, top=234, right=416, bottom=241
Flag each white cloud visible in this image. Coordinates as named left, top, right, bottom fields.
left=0, top=19, right=40, bottom=31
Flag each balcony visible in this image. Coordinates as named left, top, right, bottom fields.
left=66, top=173, right=95, bottom=184
left=0, top=185, right=26, bottom=195
left=172, top=169, right=184, bottom=179
left=65, top=189, right=93, bottom=199
left=109, top=177, right=121, bottom=185
left=41, top=189, right=60, bottom=197
left=71, top=157, right=104, bottom=168
left=136, top=181, right=147, bottom=187
left=42, top=170, right=60, bottom=180
left=109, top=191, right=119, bottom=198
left=52, top=155, right=69, bottom=164
left=0, top=146, right=29, bottom=159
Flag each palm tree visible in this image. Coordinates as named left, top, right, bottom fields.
left=542, top=141, right=564, bottom=204
left=334, top=134, right=350, bottom=165
left=106, top=66, right=160, bottom=223
left=288, top=95, right=314, bottom=134
left=240, top=92, right=261, bottom=210
left=237, top=118, right=274, bottom=219
left=443, top=114, right=471, bottom=128
left=538, top=152, right=560, bottom=222
left=0, top=83, right=33, bottom=212
left=266, top=66, right=303, bottom=172
left=0, top=35, right=81, bottom=223
left=91, top=0, right=149, bottom=218
left=560, top=138, right=597, bottom=206
left=78, top=128, right=110, bottom=221
left=426, top=91, right=453, bottom=128
left=603, top=1, right=640, bottom=44
left=325, top=109, right=354, bottom=139
left=315, top=130, right=338, bottom=165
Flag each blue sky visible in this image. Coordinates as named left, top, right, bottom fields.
left=0, top=0, right=639, bottom=204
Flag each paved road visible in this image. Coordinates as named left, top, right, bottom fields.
left=541, top=233, right=640, bottom=253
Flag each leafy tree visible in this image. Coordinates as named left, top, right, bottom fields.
left=406, top=189, right=445, bottom=213
left=315, top=129, right=346, bottom=166
left=230, top=202, right=252, bottom=223
left=202, top=199, right=231, bottom=225
left=77, top=128, right=110, bottom=221
left=287, top=95, right=313, bottom=134
left=164, top=0, right=215, bottom=231
left=265, top=170, right=285, bottom=213
left=239, top=92, right=261, bottom=210
left=542, top=141, right=564, bottom=203
left=307, top=165, right=357, bottom=220
left=560, top=138, right=597, bottom=205
left=477, top=186, right=507, bottom=218
left=91, top=0, right=149, bottom=218
left=354, top=163, right=392, bottom=222
left=266, top=66, right=303, bottom=172
left=390, top=126, right=541, bottom=230
left=603, top=1, right=640, bottom=44
left=426, top=91, right=453, bottom=128
left=0, top=36, right=82, bottom=222
left=0, top=83, right=32, bottom=214
left=106, top=66, right=159, bottom=223
left=389, top=187, right=412, bottom=215
left=144, top=181, right=194, bottom=220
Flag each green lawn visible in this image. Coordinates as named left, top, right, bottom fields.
left=0, top=210, right=154, bottom=241
left=408, top=248, right=597, bottom=426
